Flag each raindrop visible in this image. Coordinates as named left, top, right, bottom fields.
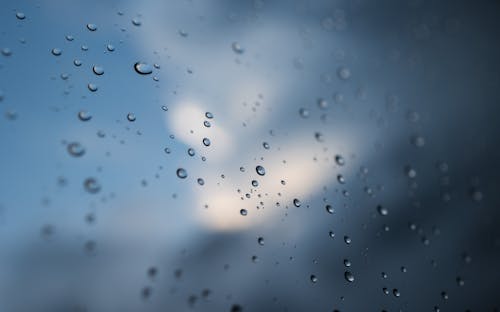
left=393, top=289, right=401, bottom=298
left=92, top=65, right=104, bottom=75
left=315, top=132, right=324, bottom=142
left=127, top=113, right=136, bottom=122
left=329, top=231, right=335, bottom=238
left=51, top=48, right=62, bottom=56
left=84, top=178, right=101, bottom=194
left=78, top=111, right=92, bottom=121
left=257, top=237, right=264, bottom=245
left=203, top=120, right=211, bottom=127
left=317, top=98, right=328, bottom=109
left=293, top=198, right=301, bottom=207
left=2, top=48, right=12, bottom=56
left=299, top=108, right=310, bottom=118
left=176, top=168, right=188, bottom=179
left=344, top=235, right=351, bottom=244
left=377, top=205, right=388, bottom=216
left=251, top=180, right=259, bottom=187
left=405, top=166, right=417, bottom=178
left=74, top=59, right=82, bottom=66
left=456, top=277, right=465, bottom=286
left=197, top=178, right=205, bottom=185
left=337, top=66, right=351, bottom=80
left=240, top=209, right=248, bottom=216
left=187, top=148, right=195, bottom=156
left=262, top=142, right=270, bottom=149
left=87, top=83, right=98, bottom=92
left=325, top=204, right=334, bottom=214
left=131, top=18, right=142, bottom=26
left=67, top=142, right=85, bottom=157
left=164, top=147, right=171, bottom=154
left=202, top=138, right=211, bottom=147
left=344, top=259, right=351, bottom=267
left=310, top=275, right=318, bottom=283
left=256, top=165, right=266, bottom=176
left=335, top=155, right=345, bottom=166
left=134, top=62, right=153, bottom=75
left=231, top=42, right=244, bottom=54
left=205, top=112, right=214, bottom=119
left=344, top=271, right=354, bottom=282
left=16, top=12, right=26, bottom=20
left=106, top=44, right=115, bottom=52
left=86, top=23, right=97, bottom=31
left=337, top=174, right=346, bottom=184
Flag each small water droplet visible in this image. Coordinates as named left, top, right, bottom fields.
left=310, top=274, right=318, bottom=283
left=231, top=42, right=244, bottom=54
left=344, top=271, right=354, bottom=282
left=202, top=138, right=211, bottom=147
left=78, top=111, right=92, bottom=121
left=293, top=198, right=301, bottom=207
left=51, top=48, right=62, bottom=56
left=203, top=120, right=211, bottom=127
left=337, top=174, right=346, bottom=184
left=187, top=148, right=195, bottom=156
left=335, top=155, right=345, bottom=166
left=256, top=165, right=266, bottom=176
left=106, top=44, right=115, bottom=52
left=257, top=237, right=264, bottom=245
left=251, top=180, right=259, bottom=187
left=343, top=259, right=351, bottom=267
left=262, top=142, right=270, bottom=149
left=67, top=142, right=85, bottom=157
left=337, top=66, right=351, bottom=80
left=377, top=205, right=388, bottom=216
left=197, top=178, right=205, bottom=185
left=127, top=113, right=136, bottom=122
left=131, top=18, right=142, bottom=26
left=393, top=289, right=401, bottom=298
left=86, top=23, right=97, bottom=31
left=134, top=62, right=153, bottom=75
left=74, top=59, right=82, bottom=66
left=176, top=168, right=187, bottom=179
left=16, top=12, right=26, bottom=20
left=92, top=65, right=104, bottom=75
left=87, top=83, right=98, bottom=92
left=205, top=112, right=214, bottom=119
left=240, top=209, right=248, bottom=216
left=299, top=108, right=310, bottom=118
left=325, top=204, right=334, bottom=214
left=317, top=98, right=328, bottom=109
left=2, top=48, right=12, bottom=56
left=84, top=178, right=101, bottom=194
left=344, top=235, right=351, bottom=244
left=329, top=231, right=335, bottom=238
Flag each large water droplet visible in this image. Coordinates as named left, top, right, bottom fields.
left=67, top=142, right=85, bottom=157
left=87, top=83, right=98, bottom=92
left=176, top=168, right=188, bottom=179
left=92, top=65, right=104, bottom=75
left=344, top=271, right=354, bottom=282
left=51, top=48, right=62, bottom=56
left=84, top=178, right=101, bottom=194
left=256, top=165, right=266, bottom=176
left=134, top=62, right=153, bottom=75
left=78, top=111, right=92, bottom=121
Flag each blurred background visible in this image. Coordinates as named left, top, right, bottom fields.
left=1, top=0, right=500, bottom=311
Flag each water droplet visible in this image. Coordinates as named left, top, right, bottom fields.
left=299, top=108, right=310, bottom=118
left=92, top=65, right=104, bottom=75
left=16, top=12, right=26, bottom=20
left=344, top=259, right=351, bottom=267
left=456, top=277, right=464, bottom=286
left=393, top=289, right=401, bottom=298
left=78, top=111, right=92, bottom=121
left=2, top=48, right=12, bottom=56
left=251, top=180, right=259, bottom=187
left=197, top=178, right=205, bottom=185
left=51, top=48, right=62, bottom=56
left=337, top=174, right=345, bottom=184
left=127, top=113, right=136, bottom=122
left=255, top=165, right=266, bottom=176
left=383, top=287, right=389, bottom=295
left=317, top=98, right=328, bottom=109
left=405, top=166, right=417, bottom=178
left=187, top=148, right=195, bottom=156
left=337, top=66, right=351, bottom=80
left=67, top=142, right=85, bottom=157
left=293, top=198, right=301, bottom=207
left=84, top=178, right=101, bottom=194
left=134, top=62, right=153, bottom=75
left=203, top=120, right=211, bottom=127
left=205, top=112, right=214, bottom=119
left=240, top=209, right=248, bottom=216
left=411, top=135, right=425, bottom=147
left=315, top=132, right=324, bottom=142
left=258, top=237, right=264, bottom=245
left=176, top=168, right=188, bottom=179
left=309, top=274, right=318, bottom=283
left=106, top=44, right=115, bottom=52
left=335, top=155, right=345, bottom=166
left=329, top=231, right=335, bottom=238
left=87, top=83, right=98, bottom=92
left=65, top=35, right=74, bottom=41
left=344, top=271, right=354, bottom=282
left=164, top=147, right=171, bottom=154
left=202, top=138, right=211, bottom=146
left=344, top=235, right=351, bottom=244
left=262, top=142, right=270, bottom=149
left=377, top=205, right=388, bottom=216
left=74, top=59, right=82, bottom=66
left=231, top=42, right=244, bottom=54
left=86, top=23, right=97, bottom=31
left=325, top=204, right=334, bottom=214
left=131, top=18, right=142, bottom=26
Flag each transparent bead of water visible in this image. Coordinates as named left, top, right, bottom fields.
left=16, top=12, right=26, bottom=20
left=51, top=48, right=62, bottom=56
left=67, top=142, right=85, bottom=157
left=86, top=23, right=97, bottom=31
left=202, top=138, right=211, bottom=146
left=92, top=65, right=104, bottom=75
left=256, top=165, right=266, bottom=176
left=325, top=205, right=334, bottom=214
left=293, top=198, right=301, bottom=207
left=134, top=62, right=153, bottom=75
left=187, top=148, right=195, bottom=156
left=127, top=113, right=136, bottom=122
left=84, top=178, right=101, bottom=194
left=344, top=271, right=354, bottom=282
left=78, top=111, right=92, bottom=121
left=176, top=168, right=188, bottom=179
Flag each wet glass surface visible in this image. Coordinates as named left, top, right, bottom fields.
left=1, top=0, right=500, bottom=311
